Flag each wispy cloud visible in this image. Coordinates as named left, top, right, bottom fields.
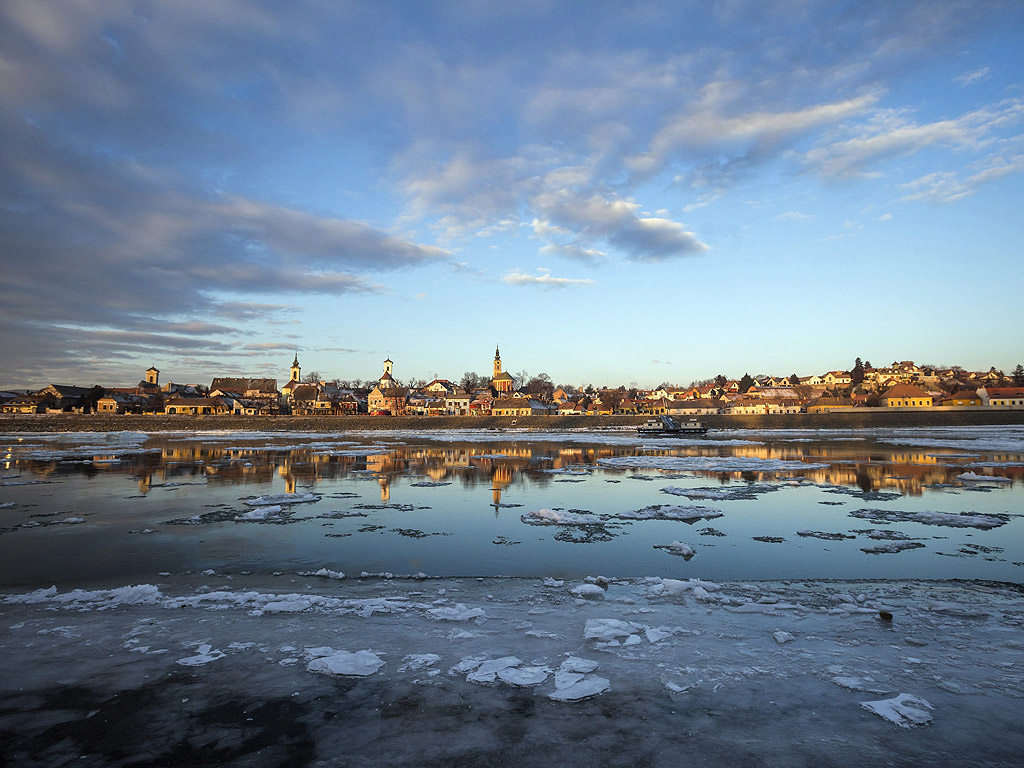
left=800, top=99, right=1024, bottom=179
left=501, top=270, right=593, bottom=289
left=955, top=67, right=990, bottom=86
left=900, top=155, right=1024, bottom=203
left=538, top=243, right=608, bottom=263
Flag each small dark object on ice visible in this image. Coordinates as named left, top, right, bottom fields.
left=878, top=610, right=893, bottom=622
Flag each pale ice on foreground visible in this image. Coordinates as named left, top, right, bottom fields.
left=3, top=574, right=1024, bottom=767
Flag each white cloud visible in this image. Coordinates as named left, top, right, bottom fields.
left=801, top=99, right=1024, bottom=179
left=955, top=67, right=990, bottom=86
left=900, top=155, right=1024, bottom=203
left=538, top=243, right=607, bottom=263
left=532, top=189, right=709, bottom=261
left=776, top=211, right=813, bottom=221
left=501, top=270, right=593, bottom=288
left=628, top=88, right=877, bottom=176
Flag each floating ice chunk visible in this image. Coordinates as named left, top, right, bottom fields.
left=555, top=671, right=585, bottom=689
left=497, top=665, right=550, bottom=687
left=427, top=604, right=486, bottom=621
left=299, top=568, right=346, bottom=580
left=521, top=509, right=604, bottom=526
left=466, top=656, right=522, bottom=684
left=618, top=504, right=723, bottom=522
left=860, top=693, right=934, bottom=728
left=849, top=508, right=1008, bottom=530
left=956, top=471, right=1011, bottom=483
left=0, top=501, right=15, bottom=508
left=584, top=618, right=639, bottom=642
left=235, top=505, right=284, bottom=521
left=542, top=578, right=565, bottom=587
left=399, top=654, right=441, bottom=672
left=3, top=584, right=163, bottom=608
left=176, top=643, right=225, bottom=667
left=549, top=674, right=611, bottom=701
left=449, top=655, right=489, bottom=675
left=797, top=529, right=855, bottom=541
left=560, top=656, right=600, bottom=674
left=860, top=541, right=926, bottom=555
left=261, top=598, right=313, bottom=613
left=244, top=492, right=319, bottom=506
left=571, top=583, right=605, bottom=599
left=654, top=541, right=695, bottom=559
left=307, top=649, right=385, bottom=677
left=645, top=627, right=675, bottom=643
left=773, top=631, right=795, bottom=644
left=646, top=578, right=718, bottom=599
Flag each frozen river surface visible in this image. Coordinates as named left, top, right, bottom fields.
left=1, top=425, right=1023, bottom=766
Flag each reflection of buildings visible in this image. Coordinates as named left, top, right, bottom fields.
left=490, top=463, right=514, bottom=508
left=4, top=435, right=1021, bottom=501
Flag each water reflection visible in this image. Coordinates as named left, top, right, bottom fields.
left=2, top=433, right=1020, bottom=497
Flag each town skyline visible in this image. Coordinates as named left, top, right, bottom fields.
left=3, top=348, right=1022, bottom=397
left=1, top=2, right=1022, bottom=388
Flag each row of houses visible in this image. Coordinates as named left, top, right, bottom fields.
left=3, top=356, right=1022, bottom=417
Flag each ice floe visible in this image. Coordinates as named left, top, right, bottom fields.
left=617, top=504, right=723, bottom=522
left=244, top=491, right=320, bottom=506
left=653, top=541, right=696, bottom=559
left=860, top=541, right=926, bottom=555
left=848, top=508, right=1009, bottom=529
left=957, top=471, right=1012, bottom=483
left=176, top=643, right=225, bottom=666
left=306, top=648, right=386, bottom=677
left=521, top=509, right=604, bottom=526
left=859, top=693, right=934, bottom=728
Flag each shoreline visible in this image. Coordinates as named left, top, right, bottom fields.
left=2, top=409, right=1024, bottom=433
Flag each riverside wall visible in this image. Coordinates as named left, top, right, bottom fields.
left=1, top=409, right=1024, bottom=433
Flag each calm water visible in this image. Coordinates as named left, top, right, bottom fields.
left=1, top=426, right=1022, bottom=587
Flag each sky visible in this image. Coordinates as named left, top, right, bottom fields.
left=1, top=0, right=1022, bottom=391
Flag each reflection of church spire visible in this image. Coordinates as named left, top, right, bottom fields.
left=379, top=475, right=390, bottom=502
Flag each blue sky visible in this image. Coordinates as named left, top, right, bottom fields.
left=1, top=0, right=1022, bottom=390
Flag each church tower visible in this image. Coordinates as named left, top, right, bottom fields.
left=491, top=344, right=514, bottom=393
left=290, top=354, right=301, bottom=383
left=145, top=367, right=159, bottom=386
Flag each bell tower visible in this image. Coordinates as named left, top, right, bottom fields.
left=145, top=367, right=159, bottom=386
left=290, top=353, right=301, bottom=383
left=493, top=344, right=502, bottom=380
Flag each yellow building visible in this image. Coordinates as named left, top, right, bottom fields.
left=881, top=383, right=933, bottom=408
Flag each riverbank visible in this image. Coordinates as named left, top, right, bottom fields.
left=2, top=409, right=1024, bottom=433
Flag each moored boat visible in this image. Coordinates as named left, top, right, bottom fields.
left=637, top=415, right=708, bottom=436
